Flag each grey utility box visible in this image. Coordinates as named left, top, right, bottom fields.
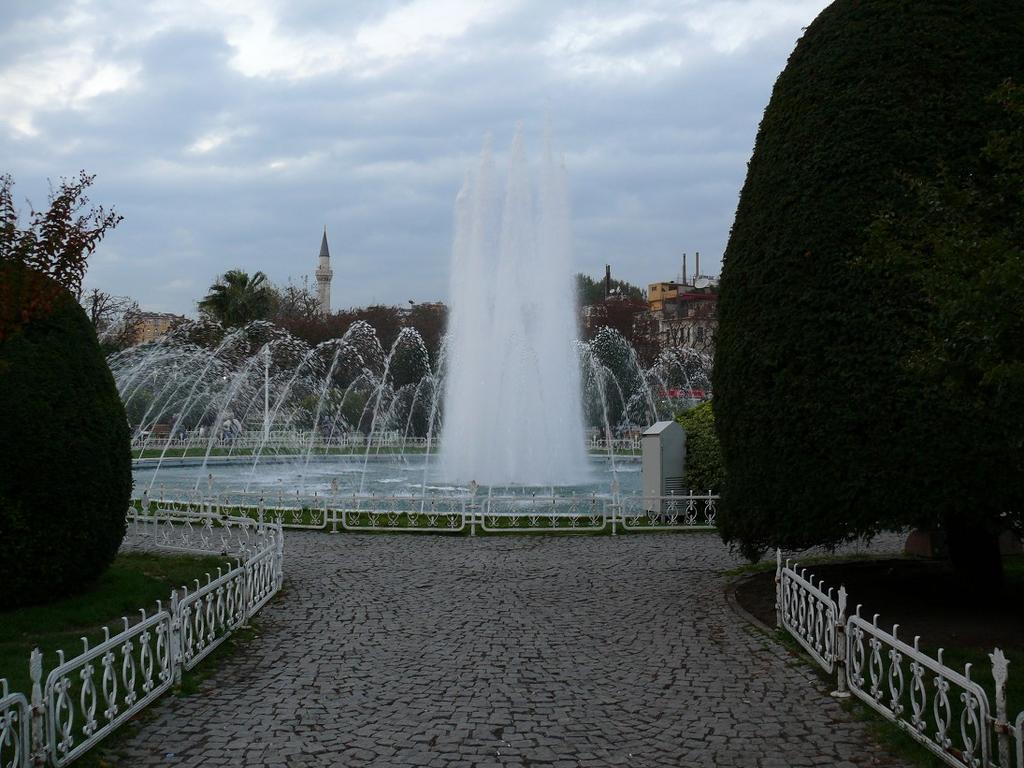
left=641, top=421, right=686, bottom=513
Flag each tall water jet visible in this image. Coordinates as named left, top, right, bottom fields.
left=441, top=127, right=589, bottom=486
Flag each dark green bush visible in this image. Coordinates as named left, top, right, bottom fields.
left=676, top=402, right=724, bottom=493
left=713, top=0, right=1024, bottom=559
left=0, top=264, right=132, bottom=609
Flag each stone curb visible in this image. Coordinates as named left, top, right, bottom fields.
left=724, top=570, right=776, bottom=635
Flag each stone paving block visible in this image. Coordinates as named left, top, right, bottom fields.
left=105, top=532, right=910, bottom=767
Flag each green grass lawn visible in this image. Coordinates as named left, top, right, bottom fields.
left=0, top=551, right=232, bottom=696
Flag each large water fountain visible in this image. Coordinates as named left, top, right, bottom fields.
left=441, top=129, right=588, bottom=486
left=109, top=129, right=713, bottom=501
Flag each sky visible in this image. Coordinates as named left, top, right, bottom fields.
left=0, top=0, right=831, bottom=315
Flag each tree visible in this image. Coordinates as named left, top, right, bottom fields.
left=863, top=80, right=1024, bottom=575
left=198, top=269, right=277, bottom=327
left=676, top=402, right=724, bottom=493
left=348, top=305, right=403, bottom=352
left=576, top=272, right=644, bottom=305
left=273, top=276, right=321, bottom=327
left=713, top=0, right=1024, bottom=579
left=405, top=303, right=448, bottom=368
left=0, top=171, right=122, bottom=339
left=583, top=297, right=660, bottom=367
left=82, top=287, right=140, bottom=354
left=0, top=173, right=129, bottom=608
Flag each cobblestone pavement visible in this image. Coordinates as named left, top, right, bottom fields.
left=108, top=533, right=910, bottom=768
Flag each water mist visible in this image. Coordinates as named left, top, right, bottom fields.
left=440, top=127, right=589, bottom=486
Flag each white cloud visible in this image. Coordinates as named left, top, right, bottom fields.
left=543, top=10, right=684, bottom=78
left=163, top=277, right=195, bottom=291
left=0, top=0, right=828, bottom=312
left=186, top=126, right=252, bottom=155
left=543, top=0, right=828, bottom=79
left=223, top=0, right=514, bottom=80
left=686, top=0, right=828, bottom=54
left=0, top=46, right=139, bottom=137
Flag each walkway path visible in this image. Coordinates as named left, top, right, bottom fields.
left=108, top=533, right=909, bottom=767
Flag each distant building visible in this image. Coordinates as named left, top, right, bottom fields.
left=130, top=311, right=184, bottom=344
left=315, top=227, right=333, bottom=314
left=648, top=281, right=680, bottom=312
left=648, top=252, right=719, bottom=354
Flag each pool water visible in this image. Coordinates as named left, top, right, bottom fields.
left=133, top=455, right=643, bottom=500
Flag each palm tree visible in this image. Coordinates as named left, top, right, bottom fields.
left=198, top=269, right=277, bottom=327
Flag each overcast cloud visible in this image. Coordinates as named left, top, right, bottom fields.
left=0, top=0, right=829, bottom=314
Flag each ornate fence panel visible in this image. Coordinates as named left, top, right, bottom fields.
left=339, top=496, right=466, bottom=533
left=1014, top=711, right=1023, bottom=768
left=773, top=547, right=1022, bottom=768
left=177, top=566, right=247, bottom=672
left=134, top=489, right=330, bottom=532
left=479, top=496, right=606, bottom=533
left=42, top=610, right=173, bottom=767
left=261, top=501, right=327, bottom=531
left=215, top=492, right=329, bottom=532
left=777, top=558, right=842, bottom=675
left=135, top=491, right=727, bottom=536
left=247, top=537, right=284, bottom=614
left=0, top=681, right=29, bottom=768
left=128, top=496, right=276, bottom=557
left=617, top=493, right=718, bottom=531
left=133, top=431, right=648, bottom=454
left=846, top=612, right=995, bottom=768
left=2, top=505, right=288, bottom=768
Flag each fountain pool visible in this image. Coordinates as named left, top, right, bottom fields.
left=114, top=129, right=712, bottom=504
left=132, top=455, right=641, bottom=500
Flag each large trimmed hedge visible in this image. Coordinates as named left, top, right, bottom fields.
left=0, top=265, right=132, bottom=608
left=714, top=1, right=1024, bottom=559
left=676, top=402, right=724, bottom=493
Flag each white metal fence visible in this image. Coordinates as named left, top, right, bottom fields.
left=776, top=553, right=1023, bottom=768
left=134, top=489, right=719, bottom=536
left=129, top=431, right=642, bottom=454
left=0, top=505, right=284, bottom=768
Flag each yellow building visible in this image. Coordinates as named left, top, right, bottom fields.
left=647, top=282, right=681, bottom=312
left=131, top=312, right=183, bottom=344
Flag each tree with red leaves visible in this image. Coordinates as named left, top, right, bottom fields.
left=0, top=172, right=122, bottom=340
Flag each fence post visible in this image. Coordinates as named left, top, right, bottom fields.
left=276, top=527, right=285, bottom=590
left=774, top=549, right=783, bottom=629
left=240, top=551, right=253, bottom=629
left=29, top=647, right=45, bottom=766
left=169, top=590, right=183, bottom=687
left=991, top=648, right=1012, bottom=768
left=831, top=586, right=850, bottom=698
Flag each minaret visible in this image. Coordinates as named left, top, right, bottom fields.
left=315, top=226, right=332, bottom=314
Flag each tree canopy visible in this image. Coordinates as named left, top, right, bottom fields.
left=0, top=172, right=121, bottom=339
left=713, top=0, right=1024, bottom=573
left=576, top=272, right=644, bottom=305
left=198, top=269, right=277, bottom=327
left=862, top=79, right=1024, bottom=561
left=0, top=173, right=129, bottom=607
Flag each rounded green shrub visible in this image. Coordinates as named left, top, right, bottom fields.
left=0, top=264, right=132, bottom=609
left=714, top=0, right=1024, bottom=558
left=676, top=402, right=724, bottom=493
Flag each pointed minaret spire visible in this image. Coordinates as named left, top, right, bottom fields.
left=319, top=226, right=330, bottom=258
left=315, top=226, right=333, bottom=314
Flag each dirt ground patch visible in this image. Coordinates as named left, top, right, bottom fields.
left=735, top=557, right=1024, bottom=649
